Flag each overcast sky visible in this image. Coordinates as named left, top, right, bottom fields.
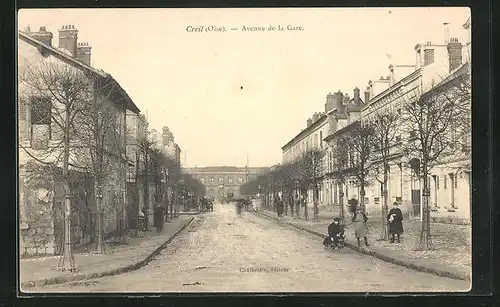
left=18, top=7, right=471, bottom=168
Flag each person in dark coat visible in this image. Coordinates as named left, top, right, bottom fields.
left=348, top=198, right=358, bottom=217
left=277, top=197, right=284, bottom=217
left=154, top=205, right=165, bottom=233
left=323, top=217, right=345, bottom=248
left=387, top=202, right=404, bottom=243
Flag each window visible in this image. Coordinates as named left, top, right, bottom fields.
left=209, top=177, right=214, bottom=185
left=443, top=175, right=447, bottom=189
left=397, top=108, right=402, bottom=115
left=219, top=177, right=224, bottom=185
left=200, top=178, right=205, bottom=184
left=30, top=97, right=51, bottom=149
left=238, top=178, right=243, bottom=184
left=436, top=176, right=440, bottom=189
left=228, top=177, right=233, bottom=184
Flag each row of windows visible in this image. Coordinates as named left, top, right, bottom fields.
left=287, top=130, right=325, bottom=160
left=200, top=177, right=244, bottom=185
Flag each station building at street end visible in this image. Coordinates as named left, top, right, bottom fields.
left=183, top=166, right=269, bottom=201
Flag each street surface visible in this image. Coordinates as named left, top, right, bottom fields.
left=44, top=203, right=469, bottom=292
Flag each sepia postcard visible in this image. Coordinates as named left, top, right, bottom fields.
left=17, top=7, right=472, bottom=293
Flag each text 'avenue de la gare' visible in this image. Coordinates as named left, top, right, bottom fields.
left=185, top=25, right=304, bottom=32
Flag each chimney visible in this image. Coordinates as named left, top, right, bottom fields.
left=447, top=37, right=463, bottom=72
left=31, top=26, right=53, bottom=47
left=343, top=94, right=350, bottom=104
left=334, top=91, right=343, bottom=110
left=364, top=86, right=370, bottom=103
left=325, top=92, right=335, bottom=113
left=307, top=118, right=313, bottom=127
left=353, top=87, right=360, bottom=103
left=443, top=22, right=450, bottom=44
left=76, top=42, right=92, bottom=66
left=423, top=42, right=435, bottom=66
left=58, top=24, right=79, bottom=57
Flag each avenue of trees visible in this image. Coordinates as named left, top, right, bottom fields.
left=19, top=56, right=202, bottom=269
left=240, top=64, right=471, bottom=251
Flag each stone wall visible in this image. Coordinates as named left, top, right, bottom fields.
left=19, top=186, right=56, bottom=257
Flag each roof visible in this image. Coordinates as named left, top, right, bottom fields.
left=281, top=113, right=328, bottom=151
left=18, top=31, right=141, bottom=114
left=323, top=119, right=361, bottom=142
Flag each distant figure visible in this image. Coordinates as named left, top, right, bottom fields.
left=154, top=205, right=165, bottom=233
left=277, top=198, right=284, bottom=217
left=352, top=206, right=369, bottom=247
left=387, top=202, right=404, bottom=243
left=348, top=198, right=358, bottom=217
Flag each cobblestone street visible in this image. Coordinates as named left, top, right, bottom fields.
left=43, top=203, right=469, bottom=293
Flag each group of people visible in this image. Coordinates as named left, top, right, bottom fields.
left=325, top=202, right=404, bottom=248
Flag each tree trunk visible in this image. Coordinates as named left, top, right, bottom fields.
left=143, top=155, right=150, bottom=230
left=338, top=183, right=345, bottom=222
left=304, top=190, right=309, bottom=221
left=313, top=183, right=319, bottom=221
left=380, top=168, right=389, bottom=241
left=92, top=183, right=106, bottom=253
left=57, top=127, right=76, bottom=271
left=419, top=165, right=433, bottom=250
left=360, top=183, right=366, bottom=213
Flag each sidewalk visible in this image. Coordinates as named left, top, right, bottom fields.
left=256, top=209, right=471, bottom=281
left=20, top=215, right=194, bottom=291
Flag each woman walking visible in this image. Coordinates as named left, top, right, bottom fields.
left=352, top=206, right=369, bottom=247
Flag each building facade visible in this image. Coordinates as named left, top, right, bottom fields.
left=18, top=25, right=140, bottom=256
left=323, top=29, right=471, bottom=222
left=183, top=166, right=269, bottom=200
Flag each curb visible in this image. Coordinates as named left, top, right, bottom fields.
left=254, top=211, right=470, bottom=282
left=21, top=217, right=195, bottom=290
left=178, top=211, right=201, bottom=215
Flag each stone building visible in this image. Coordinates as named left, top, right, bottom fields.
left=281, top=88, right=364, bottom=209
left=18, top=25, right=140, bottom=256
left=183, top=166, right=269, bottom=201
left=323, top=24, right=471, bottom=222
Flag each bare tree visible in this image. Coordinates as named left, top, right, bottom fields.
left=402, top=83, right=462, bottom=250
left=19, top=59, right=94, bottom=271
left=296, top=149, right=325, bottom=221
left=136, top=135, right=155, bottom=230
left=73, top=75, right=126, bottom=253
left=368, top=109, right=400, bottom=240
left=328, top=136, right=350, bottom=221
left=343, top=121, right=375, bottom=213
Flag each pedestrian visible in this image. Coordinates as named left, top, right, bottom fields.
left=277, top=198, right=284, bottom=217
left=348, top=197, right=358, bottom=218
left=351, top=206, right=369, bottom=247
left=387, top=202, right=404, bottom=243
left=154, top=205, right=164, bottom=233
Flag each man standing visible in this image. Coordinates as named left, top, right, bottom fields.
left=387, top=202, right=404, bottom=243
